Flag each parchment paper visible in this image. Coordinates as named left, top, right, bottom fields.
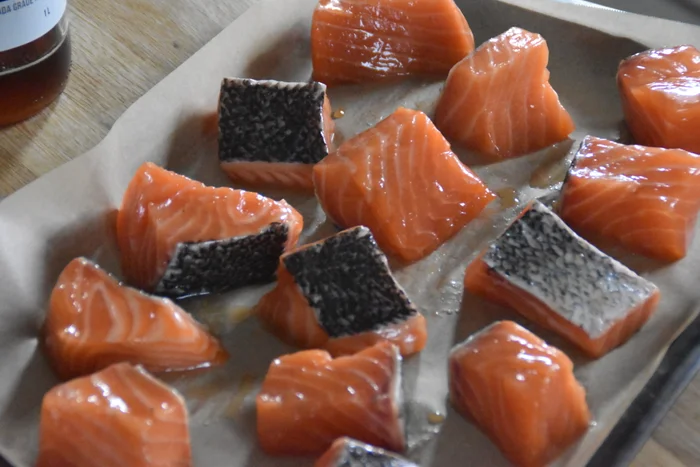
left=1, top=0, right=700, bottom=466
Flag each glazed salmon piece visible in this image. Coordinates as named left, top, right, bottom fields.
left=311, top=0, right=475, bottom=86
left=218, top=78, right=335, bottom=192
left=465, top=201, right=660, bottom=358
left=315, top=437, right=418, bottom=467
left=618, top=46, right=700, bottom=154
left=257, top=341, right=405, bottom=456
left=256, top=226, right=427, bottom=357
left=313, top=107, right=495, bottom=263
left=449, top=321, right=590, bottom=467
left=559, top=136, right=700, bottom=262
left=435, top=27, right=575, bottom=160
left=43, top=257, right=228, bottom=380
left=117, top=162, right=303, bottom=298
left=37, top=363, right=192, bottom=467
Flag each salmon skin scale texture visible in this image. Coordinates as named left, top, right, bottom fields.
left=117, top=162, right=303, bottom=298
left=283, top=226, right=417, bottom=338
left=155, top=222, right=289, bottom=298
left=218, top=78, right=332, bottom=165
left=314, top=437, right=418, bottom=467
left=255, top=227, right=428, bottom=358
left=466, top=201, right=660, bottom=358
left=483, top=202, right=657, bottom=338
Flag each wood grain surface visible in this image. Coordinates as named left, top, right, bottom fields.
left=0, top=1, right=698, bottom=466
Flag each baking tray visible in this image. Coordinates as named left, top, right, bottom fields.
left=2, top=0, right=700, bottom=465
left=588, top=314, right=700, bottom=466
left=572, top=1, right=700, bottom=462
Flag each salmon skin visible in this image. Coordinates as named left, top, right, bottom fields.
left=218, top=78, right=335, bottom=192
left=435, top=27, right=575, bottom=160
left=257, top=341, right=405, bottom=456
left=43, top=257, right=228, bottom=380
left=313, top=107, right=495, bottom=263
left=315, top=437, right=418, bottom=467
left=117, top=162, right=303, bottom=298
left=618, top=46, right=700, bottom=154
left=559, top=136, right=700, bottom=262
left=465, top=201, right=660, bottom=358
left=311, top=0, right=475, bottom=86
left=449, top=321, right=590, bottom=467
left=256, top=226, right=427, bottom=357
left=37, top=363, right=192, bottom=467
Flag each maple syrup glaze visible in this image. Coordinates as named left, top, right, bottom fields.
left=0, top=21, right=71, bottom=127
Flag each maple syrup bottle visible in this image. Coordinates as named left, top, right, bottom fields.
left=0, top=0, right=71, bottom=127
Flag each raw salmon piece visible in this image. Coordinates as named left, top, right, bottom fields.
left=257, top=341, right=405, bottom=456
left=311, top=0, right=475, bottom=86
left=449, top=321, right=590, bottom=467
left=618, top=46, right=700, bottom=154
left=559, top=136, right=700, bottom=262
left=37, top=363, right=191, bottom=467
left=256, top=226, right=427, bottom=357
left=43, top=257, right=228, bottom=380
left=117, top=162, right=303, bottom=298
left=434, top=27, right=575, bottom=160
left=464, top=201, right=660, bottom=358
left=315, top=437, right=417, bottom=467
left=218, top=78, right=335, bottom=192
left=313, top=107, right=495, bottom=262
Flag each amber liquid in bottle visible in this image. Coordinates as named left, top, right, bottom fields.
left=0, top=23, right=71, bottom=127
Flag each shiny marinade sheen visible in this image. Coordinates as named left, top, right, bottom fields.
left=449, top=320, right=590, bottom=467
left=218, top=78, right=331, bottom=165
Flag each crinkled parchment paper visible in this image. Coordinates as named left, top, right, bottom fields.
left=1, top=0, right=700, bottom=465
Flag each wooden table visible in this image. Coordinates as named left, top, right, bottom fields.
left=0, top=0, right=698, bottom=465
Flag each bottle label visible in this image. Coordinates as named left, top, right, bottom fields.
left=0, top=0, right=67, bottom=52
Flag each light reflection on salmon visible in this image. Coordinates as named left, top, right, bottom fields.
left=618, top=45, right=700, bottom=154
left=37, top=363, right=192, bottom=467
left=313, top=107, right=494, bottom=263
left=435, top=27, right=575, bottom=160
left=449, top=321, right=590, bottom=467
left=559, top=136, right=700, bottom=262
left=257, top=341, right=405, bottom=456
left=311, top=0, right=475, bottom=86
left=44, top=257, right=228, bottom=380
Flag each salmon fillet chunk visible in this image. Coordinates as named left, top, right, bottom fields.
left=560, top=136, right=700, bottom=262
left=311, top=0, right=475, bottom=85
left=257, top=341, right=405, bottom=456
left=313, top=107, right=495, bottom=263
left=618, top=45, right=700, bottom=154
left=465, top=201, right=660, bottom=358
left=37, top=363, right=192, bottom=467
left=449, top=321, right=590, bottom=467
left=435, top=27, right=575, bottom=160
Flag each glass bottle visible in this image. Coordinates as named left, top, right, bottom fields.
left=0, top=0, right=72, bottom=127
